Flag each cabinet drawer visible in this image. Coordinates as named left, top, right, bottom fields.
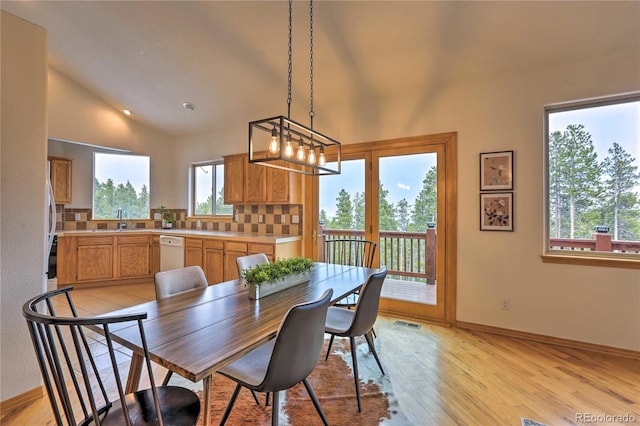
left=186, top=238, right=203, bottom=248
left=204, top=239, right=224, bottom=250
left=117, top=235, right=149, bottom=245
left=225, top=241, right=248, bottom=253
left=77, top=236, right=113, bottom=246
left=249, top=243, right=274, bottom=255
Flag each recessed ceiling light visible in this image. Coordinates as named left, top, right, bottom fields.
left=123, top=109, right=132, bottom=116
left=182, top=102, right=195, bottom=111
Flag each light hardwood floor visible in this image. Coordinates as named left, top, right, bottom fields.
left=2, top=282, right=639, bottom=425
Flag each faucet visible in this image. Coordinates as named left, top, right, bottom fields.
left=117, top=208, right=126, bottom=231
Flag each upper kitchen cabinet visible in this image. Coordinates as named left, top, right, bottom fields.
left=48, top=156, right=72, bottom=204
left=224, top=153, right=302, bottom=205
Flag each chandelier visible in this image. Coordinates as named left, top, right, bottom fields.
left=248, top=0, right=341, bottom=176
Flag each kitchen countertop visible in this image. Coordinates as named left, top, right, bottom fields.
left=57, top=228, right=302, bottom=244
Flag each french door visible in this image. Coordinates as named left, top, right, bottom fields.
left=308, top=133, right=457, bottom=325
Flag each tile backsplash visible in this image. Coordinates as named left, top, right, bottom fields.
left=57, top=204, right=303, bottom=236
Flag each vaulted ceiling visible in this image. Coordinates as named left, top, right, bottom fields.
left=3, top=1, right=638, bottom=137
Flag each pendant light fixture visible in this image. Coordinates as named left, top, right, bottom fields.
left=248, top=0, right=341, bottom=176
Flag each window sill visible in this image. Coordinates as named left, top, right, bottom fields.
left=187, top=215, right=233, bottom=222
left=541, top=253, right=640, bottom=269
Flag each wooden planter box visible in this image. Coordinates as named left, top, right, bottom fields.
left=247, top=271, right=311, bottom=299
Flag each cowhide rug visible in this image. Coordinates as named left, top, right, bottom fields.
left=196, top=338, right=406, bottom=425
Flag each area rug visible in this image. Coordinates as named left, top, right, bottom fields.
left=196, top=338, right=404, bottom=425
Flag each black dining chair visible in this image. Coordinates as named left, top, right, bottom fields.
left=154, top=265, right=208, bottom=386
left=23, top=286, right=201, bottom=426
left=324, top=267, right=387, bottom=412
left=323, top=238, right=377, bottom=308
left=217, top=289, right=334, bottom=426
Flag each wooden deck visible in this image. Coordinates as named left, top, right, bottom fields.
left=381, top=277, right=436, bottom=305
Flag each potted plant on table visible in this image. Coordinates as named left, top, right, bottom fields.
left=243, top=257, right=313, bottom=299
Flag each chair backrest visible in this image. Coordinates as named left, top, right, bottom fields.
left=324, top=238, right=377, bottom=268
left=349, top=267, right=388, bottom=336
left=22, top=287, right=162, bottom=425
left=154, top=265, right=207, bottom=299
left=236, top=253, right=270, bottom=281
left=261, top=288, right=333, bottom=391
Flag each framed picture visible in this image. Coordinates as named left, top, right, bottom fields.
left=480, top=192, right=513, bottom=231
left=480, top=151, right=513, bottom=190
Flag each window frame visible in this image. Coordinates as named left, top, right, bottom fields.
left=189, top=159, right=232, bottom=218
left=92, top=152, right=150, bottom=220
left=542, top=92, right=640, bottom=269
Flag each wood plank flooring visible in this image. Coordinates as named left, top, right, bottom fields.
left=2, top=282, right=638, bottom=425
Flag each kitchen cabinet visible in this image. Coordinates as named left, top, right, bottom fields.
left=203, top=240, right=224, bottom=284
left=48, top=156, right=72, bottom=204
left=185, top=238, right=203, bottom=267
left=75, top=236, right=114, bottom=282
left=224, top=241, right=248, bottom=281
left=224, top=154, right=302, bottom=205
left=224, top=155, right=245, bottom=204
left=151, top=235, right=161, bottom=275
left=116, top=235, right=150, bottom=279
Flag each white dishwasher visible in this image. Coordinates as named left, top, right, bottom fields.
left=159, top=236, right=185, bottom=271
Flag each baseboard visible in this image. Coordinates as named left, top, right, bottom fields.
left=0, top=386, right=43, bottom=415
left=456, top=321, right=640, bottom=360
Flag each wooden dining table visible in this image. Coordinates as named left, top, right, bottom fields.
left=98, top=262, right=377, bottom=425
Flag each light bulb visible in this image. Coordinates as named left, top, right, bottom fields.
left=308, top=146, right=316, bottom=164
left=319, top=146, right=326, bottom=166
left=268, top=127, right=279, bottom=153
left=296, top=139, right=306, bottom=161
left=284, top=134, right=294, bottom=157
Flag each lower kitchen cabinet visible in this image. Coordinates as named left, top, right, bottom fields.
left=76, top=236, right=114, bottom=282
left=116, top=235, right=150, bottom=278
left=151, top=235, right=161, bottom=275
left=223, top=241, right=248, bottom=281
left=185, top=238, right=203, bottom=267
left=203, top=240, right=224, bottom=284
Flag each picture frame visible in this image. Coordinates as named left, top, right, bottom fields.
left=480, top=151, right=514, bottom=191
left=480, top=192, right=513, bottom=231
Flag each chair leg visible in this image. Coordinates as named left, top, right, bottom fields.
left=364, top=331, right=385, bottom=375
left=250, top=390, right=260, bottom=405
left=219, top=383, right=242, bottom=426
left=302, top=377, right=329, bottom=426
left=162, top=371, right=172, bottom=386
left=349, top=336, right=361, bottom=412
left=265, top=392, right=270, bottom=406
left=324, top=334, right=335, bottom=360
left=271, top=390, right=280, bottom=426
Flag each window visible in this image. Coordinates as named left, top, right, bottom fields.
left=191, top=161, right=232, bottom=216
left=93, top=153, right=150, bottom=219
left=544, top=93, right=640, bottom=265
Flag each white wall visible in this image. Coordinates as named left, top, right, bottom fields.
left=176, top=45, right=640, bottom=350
left=47, top=68, right=181, bottom=209
left=0, top=11, right=48, bottom=401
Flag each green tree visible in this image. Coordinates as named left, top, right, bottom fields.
left=331, top=189, right=353, bottom=229
left=353, top=192, right=365, bottom=230
left=410, top=166, right=437, bottom=232
left=197, top=195, right=213, bottom=215
left=601, top=142, right=640, bottom=240
left=548, top=124, right=602, bottom=238
left=378, top=183, right=397, bottom=231
left=216, top=186, right=232, bottom=215
left=395, top=198, right=411, bottom=231
left=319, top=210, right=329, bottom=225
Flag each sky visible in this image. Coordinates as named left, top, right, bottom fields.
left=94, top=153, right=149, bottom=192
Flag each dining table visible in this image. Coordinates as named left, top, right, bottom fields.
left=98, top=262, right=378, bottom=425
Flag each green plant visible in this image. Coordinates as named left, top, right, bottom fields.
left=157, top=205, right=173, bottom=223
left=243, top=257, right=313, bottom=286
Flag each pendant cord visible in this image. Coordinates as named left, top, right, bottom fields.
left=287, top=0, right=293, bottom=120
left=309, top=0, right=314, bottom=132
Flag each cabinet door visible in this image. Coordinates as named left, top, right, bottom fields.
left=151, top=236, right=161, bottom=275
left=77, top=236, right=113, bottom=282
left=49, top=157, right=72, bottom=204
left=204, top=248, right=224, bottom=284
left=245, top=162, right=268, bottom=203
left=267, top=168, right=290, bottom=203
left=224, top=252, right=245, bottom=281
left=224, top=155, right=245, bottom=204
left=185, top=238, right=203, bottom=267
left=118, top=244, right=150, bottom=278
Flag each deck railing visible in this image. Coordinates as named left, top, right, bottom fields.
left=549, top=233, right=640, bottom=254
left=319, top=227, right=437, bottom=284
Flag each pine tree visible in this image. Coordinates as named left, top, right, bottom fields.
left=396, top=198, right=411, bottom=231
left=601, top=142, right=640, bottom=240
left=411, top=166, right=437, bottom=232
left=331, top=189, right=353, bottom=229
left=548, top=124, right=602, bottom=238
left=353, top=192, right=365, bottom=230
left=378, top=183, right=397, bottom=231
